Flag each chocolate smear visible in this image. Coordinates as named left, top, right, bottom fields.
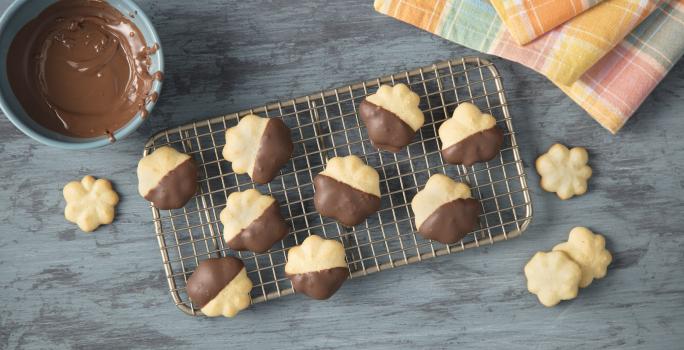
left=288, top=267, right=348, bottom=300
left=186, top=257, right=244, bottom=308
left=418, top=198, right=480, bottom=244
left=6, top=0, right=162, bottom=138
left=227, top=201, right=289, bottom=253
left=441, top=127, right=504, bottom=166
left=359, top=100, right=416, bottom=153
left=252, top=119, right=293, bottom=184
left=144, top=158, right=198, bottom=210
left=313, top=174, right=381, bottom=227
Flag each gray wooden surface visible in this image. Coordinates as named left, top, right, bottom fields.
left=1, top=1, right=683, bottom=349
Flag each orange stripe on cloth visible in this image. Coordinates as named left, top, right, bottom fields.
left=374, top=0, right=447, bottom=33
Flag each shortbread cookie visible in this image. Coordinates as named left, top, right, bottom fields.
left=411, top=174, right=480, bottom=244
left=553, top=227, right=612, bottom=288
left=223, top=114, right=293, bottom=184
left=438, top=102, right=504, bottom=166
left=186, top=257, right=252, bottom=317
left=524, top=251, right=582, bottom=307
left=359, top=83, right=425, bottom=152
left=313, top=155, right=381, bottom=226
left=536, top=144, right=592, bottom=200
left=220, top=189, right=289, bottom=253
left=285, top=235, right=349, bottom=300
left=137, top=146, right=198, bottom=209
left=63, top=175, right=119, bottom=232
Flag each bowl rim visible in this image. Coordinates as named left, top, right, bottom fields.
left=0, top=0, right=164, bottom=150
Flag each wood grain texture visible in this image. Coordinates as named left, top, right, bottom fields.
left=0, top=0, right=683, bottom=349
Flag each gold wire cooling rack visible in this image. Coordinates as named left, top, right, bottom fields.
left=144, top=56, right=533, bottom=316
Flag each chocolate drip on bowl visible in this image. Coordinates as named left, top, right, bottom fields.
left=6, top=0, right=162, bottom=138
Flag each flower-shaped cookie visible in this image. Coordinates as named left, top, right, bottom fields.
left=186, top=256, right=253, bottom=318
left=438, top=102, right=504, bottom=166
left=63, top=175, right=119, bottom=232
left=313, top=155, right=381, bottom=226
left=411, top=174, right=480, bottom=244
left=536, top=144, right=592, bottom=200
left=359, top=83, right=425, bottom=152
left=285, top=235, right=349, bottom=300
left=220, top=189, right=289, bottom=253
left=223, top=114, right=293, bottom=184
left=524, top=251, right=582, bottom=307
left=553, top=227, right=612, bottom=288
left=137, top=146, right=198, bottom=209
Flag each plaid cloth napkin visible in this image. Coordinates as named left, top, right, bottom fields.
left=490, top=0, right=604, bottom=44
left=374, top=0, right=684, bottom=133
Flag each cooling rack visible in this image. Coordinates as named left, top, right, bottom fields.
left=144, top=56, right=533, bottom=316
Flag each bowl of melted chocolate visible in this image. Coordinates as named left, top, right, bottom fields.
left=0, top=0, right=163, bottom=149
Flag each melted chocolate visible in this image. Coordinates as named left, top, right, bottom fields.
left=359, top=100, right=416, bottom=153
left=252, top=119, right=293, bottom=184
left=288, top=267, right=348, bottom=300
left=418, top=198, right=480, bottom=244
left=7, top=0, right=162, bottom=138
left=313, top=174, right=381, bottom=227
left=186, top=257, right=244, bottom=308
left=441, top=127, right=504, bottom=166
left=227, top=201, right=289, bottom=253
left=144, top=158, right=198, bottom=210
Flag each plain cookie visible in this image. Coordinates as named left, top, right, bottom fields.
left=186, top=256, right=252, bottom=317
left=411, top=174, right=480, bottom=244
left=63, top=175, right=119, bottom=232
left=360, top=83, right=425, bottom=152
left=553, top=227, right=612, bottom=288
left=285, top=235, right=349, bottom=300
left=223, top=114, right=293, bottom=184
left=524, top=251, right=582, bottom=307
left=137, top=146, right=198, bottom=209
left=313, top=155, right=381, bottom=226
left=438, top=102, right=504, bottom=166
left=220, top=189, right=289, bottom=253
left=536, top=144, right=592, bottom=200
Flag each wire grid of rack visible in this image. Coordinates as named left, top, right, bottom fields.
left=144, top=57, right=533, bottom=316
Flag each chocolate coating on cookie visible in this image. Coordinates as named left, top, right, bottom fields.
left=144, top=158, right=199, bottom=210
left=227, top=201, right=289, bottom=253
left=288, top=267, right=349, bottom=300
left=313, top=174, right=381, bottom=227
left=186, top=257, right=244, bottom=308
left=441, top=127, right=504, bottom=166
left=359, top=100, right=416, bottom=152
left=252, top=119, right=294, bottom=184
left=418, top=198, right=480, bottom=244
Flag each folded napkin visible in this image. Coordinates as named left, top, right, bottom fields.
left=490, top=0, right=604, bottom=44
left=374, top=0, right=683, bottom=133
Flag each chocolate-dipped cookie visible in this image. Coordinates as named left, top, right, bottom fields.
left=411, top=174, right=480, bottom=244
left=359, top=84, right=425, bottom=152
left=137, top=146, right=198, bottom=209
left=220, top=189, right=289, bottom=253
left=438, top=102, right=504, bottom=166
left=223, top=114, right=293, bottom=184
left=285, top=235, right=349, bottom=300
left=186, top=256, right=252, bottom=317
left=313, top=155, right=381, bottom=227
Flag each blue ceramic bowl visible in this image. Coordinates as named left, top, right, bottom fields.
left=0, top=0, right=163, bottom=149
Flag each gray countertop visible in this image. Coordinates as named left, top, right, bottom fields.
left=1, top=1, right=683, bottom=349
